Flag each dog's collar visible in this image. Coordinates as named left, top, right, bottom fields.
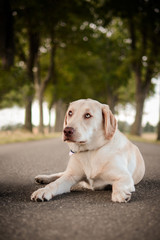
left=69, top=141, right=110, bottom=156
left=69, top=150, right=77, bottom=156
left=69, top=149, right=90, bottom=156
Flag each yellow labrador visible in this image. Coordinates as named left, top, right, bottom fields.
left=31, top=99, right=145, bottom=203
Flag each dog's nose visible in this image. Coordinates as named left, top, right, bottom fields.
left=64, top=127, right=74, bottom=137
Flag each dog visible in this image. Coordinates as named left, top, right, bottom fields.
left=31, top=99, right=145, bottom=203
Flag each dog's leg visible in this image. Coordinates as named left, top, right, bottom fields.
left=111, top=174, right=135, bottom=203
left=71, top=181, right=92, bottom=191
left=35, top=172, right=64, bottom=184
left=31, top=172, right=82, bottom=202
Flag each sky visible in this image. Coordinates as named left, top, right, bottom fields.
left=0, top=101, right=56, bottom=129
left=0, top=79, right=159, bottom=129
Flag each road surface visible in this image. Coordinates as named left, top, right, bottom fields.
left=0, top=138, right=160, bottom=240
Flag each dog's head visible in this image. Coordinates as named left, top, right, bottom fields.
left=62, top=99, right=117, bottom=152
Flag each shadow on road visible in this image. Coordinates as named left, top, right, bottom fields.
left=0, top=178, right=160, bottom=204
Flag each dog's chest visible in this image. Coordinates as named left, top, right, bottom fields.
left=80, top=153, right=108, bottom=189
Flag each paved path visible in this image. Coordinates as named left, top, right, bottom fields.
left=0, top=138, right=160, bottom=240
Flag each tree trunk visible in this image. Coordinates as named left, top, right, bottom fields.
left=157, top=121, right=160, bottom=141
left=34, top=37, right=56, bottom=134
left=0, top=0, right=14, bottom=69
left=130, top=67, right=152, bottom=136
left=55, top=100, right=67, bottom=132
left=107, top=90, right=117, bottom=114
left=131, top=93, right=145, bottom=136
left=25, top=30, right=39, bottom=132
left=25, top=97, right=33, bottom=132
left=128, top=16, right=152, bottom=136
left=48, top=108, right=52, bottom=133
left=34, top=52, right=44, bottom=134
left=39, top=94, right=44, bottom=134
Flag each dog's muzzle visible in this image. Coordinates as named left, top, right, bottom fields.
left=63, top=127, right=75, bottom=141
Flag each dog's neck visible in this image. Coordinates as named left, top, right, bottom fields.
left=68, top=142, right=89, bottom=154
left=69, top=149, right=87, bottom=156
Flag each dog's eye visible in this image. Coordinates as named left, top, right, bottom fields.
left=68, top=110, right=73, bottom=116
left=84, top=113, right=92, bottom=119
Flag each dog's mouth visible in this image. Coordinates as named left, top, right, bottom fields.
left=64, top=138, right=86, bottom=144
left=63, top=128, right=86, bottom=144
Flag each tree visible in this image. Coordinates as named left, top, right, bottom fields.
left=98, top=0, right=160, bottom=135
left=157, top=122, right=160, bottom=141
left=0, top=0, right=14, bottom=69
left=44, top=17, right=134, bottom=133
left=13, top=0, right=94, bottom=132
left=128, top=2, right=160, bottom=136
left=0, top=66, right=28, bottom=108
left=157, top=90, right=160, bottom=140
left=25, top=30, right=39, bottom=131
left=34, top=37, right=56, bottom=133
left=11, top=0, right=42, bottom=131
left=87, top=19, right=132, bottom=112
left=143, top=122, right=155, bottom=133
left=51, top=18, right=132, bottom=108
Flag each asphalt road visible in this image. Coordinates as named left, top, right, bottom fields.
left=0, top=138, right=160, bottom=240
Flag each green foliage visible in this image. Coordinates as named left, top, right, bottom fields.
left=118, top=121, right=131, bottom=133
left=45, top=83, right=55, bottom=109
left=143, top=122, right=156, bottom=133
left=1, top=123, right=23, bottom=131
left=44, top=18, right=133, bottom=108
left=1, top=0, right=159, bottom=121
left=54, top=46, right=104, bottom=102
left=0, top=65, right=31, bottom=108
left=99, top=0, right=160, bottom=82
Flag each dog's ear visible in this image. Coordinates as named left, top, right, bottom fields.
left=63, top=102, right=72, bottom=128
left=63, top=112, right=68, bottom=128
left=102, top=104, right=117, bottom=140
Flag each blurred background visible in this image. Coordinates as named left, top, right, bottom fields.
left=0, top=0, right=160, bottom=142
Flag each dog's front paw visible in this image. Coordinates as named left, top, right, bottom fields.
left=31, top=187, right=53, bottom=202
left=35, top=175, right=50, bottom=184
left=112, top=190, right=131, bottom=203
left=112, top=185, right=135, bottom=203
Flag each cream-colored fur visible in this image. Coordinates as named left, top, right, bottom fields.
left=31, top=99, right=145, bottom=203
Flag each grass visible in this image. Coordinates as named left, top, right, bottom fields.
left=0, top=129, right=159, bottom=145
left=127, top=133, right=160, bottom=144
left=0, top=128, right=61, bottom=144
